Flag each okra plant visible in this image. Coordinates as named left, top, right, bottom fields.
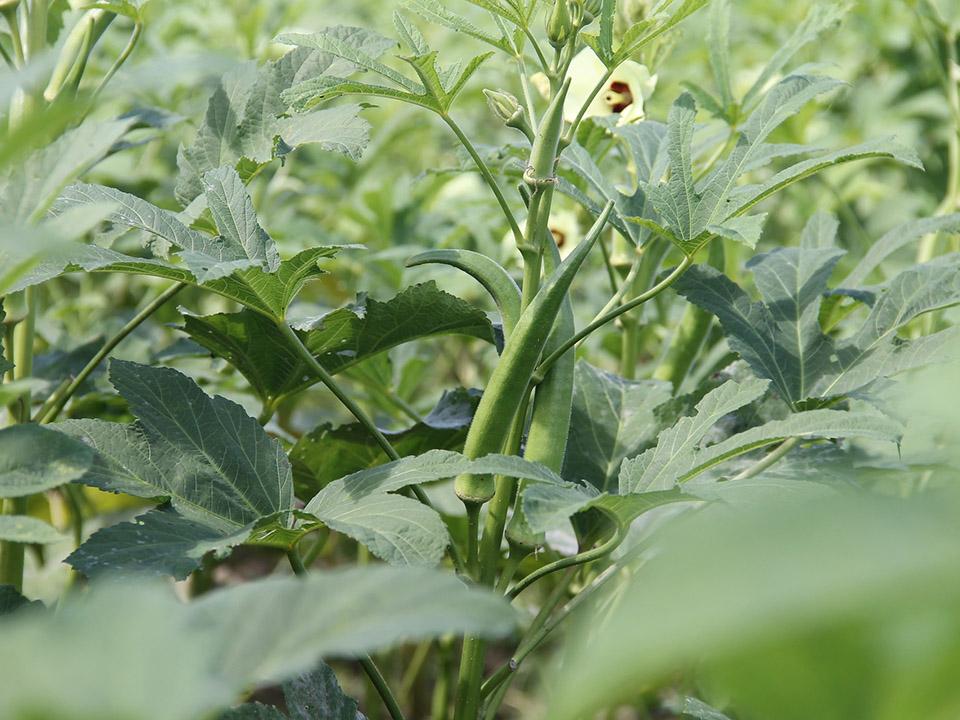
left=2, top=0, right=960, bottom=718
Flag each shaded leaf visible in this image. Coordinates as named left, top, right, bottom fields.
left=181, top=282, right=496, bottom=401
left=60, top=360, right=292, bottom=578
left=0, top=425, right=94, bottom=498
left=292, top=387, right=479, bottom=497
left=0, top=515, right=67, bottom=544
left=619, top=377, right=769, bottom=493
left=562, top=362, right=672, bottom=493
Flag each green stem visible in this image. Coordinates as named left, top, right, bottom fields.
left=93, top=21, right=142, bottom=98
left=278, top=319, right=462, bottom=572
left=2, top=7, right=24, bottom=67
left=431, top=639, right=454, bottom=720
left=442, top=114, right=524, bottom=247
left=277, top=319, right=400, bottom=461
left=481, top=566, right=617, bottom=709
left=36, top=282, right=185, bottom=424
left=506, top=513, right=624, bottom=600
left=359, top=657, right=407, bottom=720
left=0, top=496, right=28, bottom=590
left=286, top=547, right=307, bottom=575
left=731, top=437, right=799, bottom=481
left=619, top=318, right=638, bottom=380
left=534, top=256, right=693, bottom=381
left=12, top=286, right=36, bottom=424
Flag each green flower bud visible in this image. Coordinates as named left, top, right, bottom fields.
left=546, top=0, right=573, bottom=48
left=581, top=0, right=602, bottom=22
left=483, top=88, right=534, bottom=141
left=484, top=88, right=522, bottom=124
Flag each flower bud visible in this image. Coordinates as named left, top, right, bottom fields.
left=484, top=88, right=522, bottom=124
left=581, top=0, right=602, bottom=22
left=483, top=88, right=534, bottom=140
left=546, top=0, right=573, bottom=48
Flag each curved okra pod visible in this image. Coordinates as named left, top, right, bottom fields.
left=455, top=201, right=615, bottom=505
left=406, top=249, right=522, bottom=338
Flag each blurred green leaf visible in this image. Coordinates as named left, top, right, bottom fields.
left=0, top=425, right=94, bottom=498
left=548, top=490, right=960, bottom=720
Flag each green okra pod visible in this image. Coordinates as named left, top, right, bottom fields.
left=455, top=201, right=614, bottom=505
left=406, top=249, right=522, bottom=338
left=507, top=224, right=576, bottom=547
left=526, top=78, right=571, bottom=186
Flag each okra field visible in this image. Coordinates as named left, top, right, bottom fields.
left=2, top=0, right=960, bottom=718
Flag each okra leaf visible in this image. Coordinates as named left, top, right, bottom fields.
left=679, top=409, right=904, bottom=483
left=664, top=696, right=734, bottom=720
left=277, top=29, right=415, bottom=91
left=619, top=377, right=770, bottom=493
left=0, top=425, right=94, bottom=498
left=307, top=449, right=564, bottom=501
left=394, top=10, right=430, bottom=55
left=276, top=104, right=372, bottom=161
left=708, top=0, right=734, bottom=112
left=0, top=569, right=513, bottom=720
left=727, top=137, right=923, bottom=218
left=177, top=32, right=382, bottom=203
left=0, top=117, right=133, bottom=224
left=815, top=256, right=960, bottom=398
left=562, top=362, right=672, bottom=493
left=292, top=388, right=479, bottom=497
left=54, top=181, right=265, bottom=281
left=60, top=360, right=292, bottom=578
left=840, top=213, right=960, bottom=288
left=742, top=3, right=848, bottom=108
left=221, top=663, right=365, bottom=720
left=673, top=249, right=844, bottom=407
left=547, top=491, right=960, bottom=720
left=67, top=508, right=251, bottom=579
left=523, top=482, right=686, bottom=534
left=6, top=234, right=341, bottom=318
left=283, top=75, right=442, bottom=113
left=0, top=515, right=67, bottom=544
left=401, top=0, right=512, bottom=52
left=181, top=281, right=496, bottom=402
left=193, top=566, right=517, bottom=684
left=306, top=489, right=450, bottom=566
left=612, top=0, right=710, bottom=65
left=799, top=210, right=840, bottom=249
left=201, top=167, right=281, bottom=272
left=0, top=585, right=40, bottom=616
left=300, top=449, right=564, bottom=563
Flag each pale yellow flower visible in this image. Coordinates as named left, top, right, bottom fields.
left=500, top=209, right=583, bottom=265
left=532, top=48, right=657, bottom=126
left=548, top=209, right=583, bottom=259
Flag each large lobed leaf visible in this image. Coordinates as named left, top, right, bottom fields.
left=181, top=281, right=497, bottom=402
left=59, top=360, right=293, bottom=578
left=676, top=242, right=960, bottom=405
left=176, top=31, right=384, bottom=204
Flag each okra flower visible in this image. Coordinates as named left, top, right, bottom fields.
left=549, top=209, right=583, bottom=259
left=532, top=48, right=657, bottom=125
left=500, top=210, right=582, bottom=263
